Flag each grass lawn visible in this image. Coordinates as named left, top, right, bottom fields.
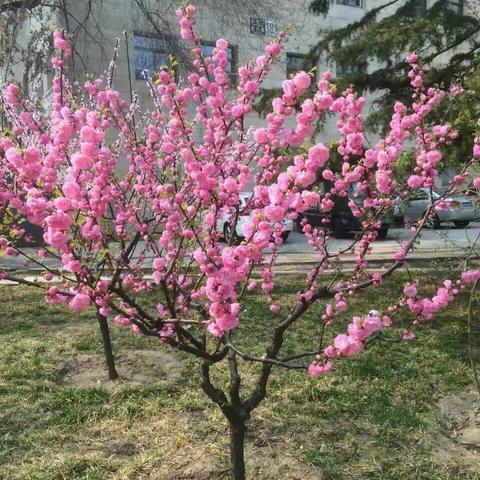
left=0, top=273, right=479, bottom=479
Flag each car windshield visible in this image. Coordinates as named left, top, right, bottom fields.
left=348, top=183, right=365, bottom=199
left=421, top=188, right=441, bottom=199
left=348, top=184, right=368, bottom=206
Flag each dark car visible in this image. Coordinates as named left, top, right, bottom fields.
left=19, top=218, right=44, bottom=245
left=0, top=174, right=44, bottom=245
left=296, top=183, right=389, bottom=239
left=0, top=212, right=44, bottom=246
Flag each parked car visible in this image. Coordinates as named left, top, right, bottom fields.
left=217, top=192, right=293, bottom=243
left=296, top=182, right=389, bottom=239
left=0, top=212, right=44, bottom=246
left=0, top=174, right=44, bottom=246
left=296, top=197, right=389, bottom=239
left=466, top=188, right=480, bottom=210
left=390, top=198, right=406, bottom=227
left=402, top=188, right=479, bottom=228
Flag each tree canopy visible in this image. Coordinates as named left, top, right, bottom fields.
left=305, top=0, right=480, bottom=166
left=309, top=0, right=479, bottom=93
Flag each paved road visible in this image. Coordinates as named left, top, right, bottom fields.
left=281, top=222, right=480, bottom=254
left=2, top=223, right=480, bottom=273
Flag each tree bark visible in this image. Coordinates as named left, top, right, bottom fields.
left=200, top=355, right=248, bottom=479
left=229, top=418, right=247, bottom=480
left=96, top=311, right=118, bottom=380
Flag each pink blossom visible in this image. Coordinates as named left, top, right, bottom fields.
left=406, top=53, right=418, bottom=64
left=407, top=175, right=423, bottom=189
left=53, top=31, right=72, bottom=58
left=402, top=330, right=416, bottom=341
left=403, top=284, right=417, bottom=298
left=4, top=83, right=21, bottom=107
left=265, top=43, right=281, bottom=57
left=372, top=272, right=382, bottom=283
left=132, top=324, right=142, bottom=334
left=114, top=316, right=132, bottom=326
left=254, top=128, right=267, bottom=144
left=69, top=293, right=90, bottom=311
left=282, top=79, right=295, bottom=98
left=62, top=182, right=82, bottom=200
left=308, top=361, right=333, bottom=376
left=264, top=205, right=286, bottom=222
left=216, top=38, right=228, bottom=50
left=292, top=71, right=311, bottom=94
left=159, top=323, right=175, bottom=339
left=244, top=80, right=259, bottom=94
left=474, top=144, right=480, bottom=158
left=461, top=269, right=480, bottom=284
left=322, top=169, right=335, bottom=181
left=307, top=144, right=329, bottom=170
left=333, top=333, right=363, bottom=356
left=46, top=213, right=71, bottom=230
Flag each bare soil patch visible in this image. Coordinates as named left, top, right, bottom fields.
left=59, top=349, right=183, bottom=390
left=434, top=389, right=480, bottom=469
left=157, top=444, right=324, bottom=480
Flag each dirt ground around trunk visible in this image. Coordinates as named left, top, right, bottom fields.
left=60, top=349, right=184, bottom=391
left=57, top=348, right=480, bottom=479
left=433, top=390, right=480, bottom=470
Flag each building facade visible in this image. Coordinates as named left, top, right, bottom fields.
left=61, top=0, right=372, bottom=145
left=1, top=0, right=472, bottom=180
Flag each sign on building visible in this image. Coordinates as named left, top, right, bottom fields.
left=249, top=17, right=277, bottom=35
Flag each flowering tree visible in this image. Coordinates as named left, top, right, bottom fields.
left=1, top=6, right=480, bottom=479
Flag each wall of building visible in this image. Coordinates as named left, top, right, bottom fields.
left=62, top=0, right=378, bottom=159
left=6, top=0, right=468, bottom=179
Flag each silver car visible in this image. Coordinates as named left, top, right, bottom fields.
left=402, top=188, right=479, bottom=228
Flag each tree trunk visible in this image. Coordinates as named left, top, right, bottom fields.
left=229, top=418, right=247, bottom=480
left=96, top=311, right=118, bottom=380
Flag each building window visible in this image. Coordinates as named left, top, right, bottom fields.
left=335, top=63, right=366, bottom=78
left=336, top=0, right=362, bottom=7
left=448, top=0, right=463, bottom=14
left=286, top=53, right=310, bottom=77
left=405, top=0, right=427, bottom=17
left=134, top=34, right=171, bottom=80
left=414, top=0, right=427, bottom=16
left=200, top=42, right=237, bottom=84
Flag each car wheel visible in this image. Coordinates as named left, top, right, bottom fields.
left=453, top=220, right=470, bottom=229
left=377, top=228, right=388, bottom=240
left=281, top=231, right=290, bottom=242
left=295, top=216, right=304, bottom=233
left=332, top=218, right=345, bottom=239
left=425, top=211, right=440, bottom=229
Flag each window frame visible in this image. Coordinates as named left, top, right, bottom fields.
left=336, top=0, right=363, bottom=8
left=133, top=32, right=172, bottom=81
left=286, top=52, right=311, bottom=78
left=448, top=0, right=464, bottom=15
left=335, top=62, right=367, bottom=79
left=407, top=0, right=427, bottom=18
left=199, top=40, right=238, bottom=86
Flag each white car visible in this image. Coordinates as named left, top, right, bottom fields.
left=402, top=188, right=479, bottom=228
left=217, top=192, right=293, bottom=243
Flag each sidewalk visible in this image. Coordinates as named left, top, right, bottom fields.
left=2, top=240, right=478, bottom=278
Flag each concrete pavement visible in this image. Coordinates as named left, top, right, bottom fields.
left=2, top=224, right=480, bottom=275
